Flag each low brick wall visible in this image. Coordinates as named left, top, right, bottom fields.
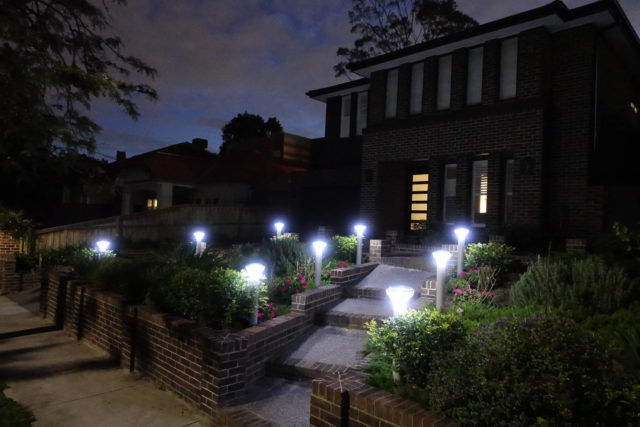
left=329, top=262, right=378, bottom=286
left=41, top=274, right=316, bottom=415
left=311, top=371, right=457, bottom=427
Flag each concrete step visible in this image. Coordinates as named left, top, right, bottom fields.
left=320, top=296, right=434, bottom=329
left=268, top=326, right=369, bottom=380
left=347, top=264, right=435, bottom=300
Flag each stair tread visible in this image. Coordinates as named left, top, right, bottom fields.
left=353, top=264, right=434, bottom=294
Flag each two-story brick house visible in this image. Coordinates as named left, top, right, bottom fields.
left=308, top=0, right=640, bottom=243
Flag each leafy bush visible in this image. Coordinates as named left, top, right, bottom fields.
left=0, top=382, right=34, bottom=427
left=39, top=245, right=114, bottom=277
left=86, top=258, right=153, bottom=303
left=510, top=255, right=637, bottom=315
left=464, top=242, right=514, bottom=273
left=330, top=235, right=357, bottom=263
left=427, top=314, right=637, bottom=426
left=147, top=267, right=255, bottom=330
left=14, top=252, right=38, bottom=272
left=263, top=235, right=309, bottom=276
left=366, top=308, right=466, bottom=388
left=448, top=266, right=498, bottom=306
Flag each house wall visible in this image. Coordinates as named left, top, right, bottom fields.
left=357, top=24, right=623, bottom=239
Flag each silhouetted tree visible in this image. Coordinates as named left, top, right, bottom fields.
left=0, top=0, right=157, bottom=215
left=220, top=112, right=283, bottom=156
left=335, top=0, right=477, bottom=77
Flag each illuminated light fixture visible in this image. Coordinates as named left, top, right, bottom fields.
left=432, top=250, right=452, bottom=310
left=354, top=224, right=366, bottom=265
left=274, top=221, right=284, bottom=236
left=193, top=231, right=206, bottom=256
left=243, top=263, right=265, bottom=326
left=386, top=285, right=415, bottom=316
left=454, top=227, right=470, bottom=276
left=193, top=231, right=205, bottom=243
left=96, top=240, right=110, bottom=253
left=312, top=240, right=327, bottom=288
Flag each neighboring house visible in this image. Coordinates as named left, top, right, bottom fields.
left=308, top=0, right=640, bottom=242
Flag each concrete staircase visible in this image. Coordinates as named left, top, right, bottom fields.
left=223, top=264, right=436, bottom=426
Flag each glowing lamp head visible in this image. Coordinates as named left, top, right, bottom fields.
left=386, top=285, right=415, bottom=316
left=312, top=240, right=327, bottom=257
left=432, top=250, right=451, bottom=269
left=193, top=231, right=205, bottom=243
left=354, top=224, right=366, bottom=237
left=96, top=240, right=110, bottom=253
left=243, top=263, right=265, bottom=284
left=274, top=222, right=284, bottom=234
left=454, top=227, right=469, bottom=243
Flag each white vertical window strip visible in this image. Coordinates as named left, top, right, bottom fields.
left=385, top=69, right=398, bottom=118
left=340, top=95, right=351, bottom=138
left=410, top=62, right=424, bottom=114
left=467, top=46, right=483, bottom=105
left=437, top=55, right=452, bottom=110
left=443, top=164, right=457, bottom=223
left=356, top=91, right=368, bottom=136
left=472, top=160, right=489, bottom=225
left=500, top=38, right=518, bottom=99
left=504, top=159, right=514, bottom=223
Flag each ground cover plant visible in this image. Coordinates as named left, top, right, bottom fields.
left=0, top=382, right=34, bottom=427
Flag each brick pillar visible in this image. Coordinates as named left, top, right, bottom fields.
left=369, top=239, right=391, bottom=263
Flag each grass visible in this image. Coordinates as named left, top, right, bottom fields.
left=0, top=382, right=34, bottom=427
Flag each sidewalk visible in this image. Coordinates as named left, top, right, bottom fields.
left=0, top=289, right=207, bottom=427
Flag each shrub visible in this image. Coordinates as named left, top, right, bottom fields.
left=0, top=382, right=34, bottom=427
left=147, top=267, right=255, bottom=330
left=427, top=314, right=637, bottom=426
left=86, top=258, right=153, bottom=303
left=263, top=235, right=309, bottom=276
left=366, top=308, right=466, bottom=388
left=330, top=235, right=357, bottom=263
left=464, top=242, right=514, bottom=273
left=510, top=255, right=637, bottom=315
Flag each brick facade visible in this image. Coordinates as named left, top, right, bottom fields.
left=0, top=230, right=39, bottom=294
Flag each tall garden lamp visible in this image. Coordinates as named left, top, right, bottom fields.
left=386, top=285, right=415, bottom=316
left=454, top=227, right=469, bottom=276
left=354, top=224, right=366, bottom=265
left=274, top=221, right=284, bottom=237
left=244, top=263, right=265, bottom=326
left=96, top=240, right=110, bottom=253
left=312, top=240, right=327, bottom=288
left=432, top=250, right=451, bottom=310
left=193, top=230, right=206, bottom=256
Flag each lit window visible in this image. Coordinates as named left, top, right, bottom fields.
left=472, top=160, right=488, bottom=225
left=504, top=159, right=514, bottom=224
left=499, top=38, right=518, bottom=99
left=443, top=164, right=457, bottom=223
left=147, top=198, right=158, bottom=210
left=409, top=173, right=429, bottom=230
left=467, top=46, right=483, bottom=105
left=630, top=101, right=638, bottom=114
left=410, top=62, right=424, bottom=114
left=356, top=91, right=368, bottom=136
left=340, top=95, right=351, bottom=138
left=437, top=55, right=452, bottom=110
left=385, top=68, right=398, bottom=118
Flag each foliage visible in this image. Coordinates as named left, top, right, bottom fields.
left=335, top=0, right=477, bottom=77
left=147, top=267, right=255, bottom=330
left=330, top=234, right=357, bottom=263
left=427, top=314, right=638, bottom=426
left=85, top=258, right=153, bottom=303
left=263, top=235, right=309, bottom=276
left=14, top=252, right=38, bottom=272
left=0, top=0, right=156, bottom=211
left=0, top=207, right=36, bottom=250
left=452, top=302, right=542, bottom=333
left=258, top=299, right=280, bottom=322
left=224, top=242, right=262, bottom=271
left=464, top=242, right=514, bottom=273
left=366, top=307, right=466, bottom=387
left=448, top=265, right=497, bottom=296
left=0, top=382, right=34, bottom=427
left=510, top=255, right=637, bottom=316
left=39, top=245, right=114, bottom=278
left=612, top=221, right=640, bottom=256
left=219, top=112, right=283, bottom=156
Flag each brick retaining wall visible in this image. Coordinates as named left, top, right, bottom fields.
left=311, top=371, right=457, bottom=426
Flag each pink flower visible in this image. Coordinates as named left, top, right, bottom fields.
left=325, top=270, right=331, bottom=274
left=297, top=275, right=303, bottom=280
left=281, top=287, right=285, bottom=292
left=285, top=279, right=291, bottom=285
left=267, top=302, right=273, bottom=308
left=274, top=307, right=278, bottom=311
left=270, top=312, right=275, bottom=318
left=295, top=289, right=300, bottom=293
left=456, top=308, right=464, bottom=313
left=477, top=267, right=482, bottom=271
left=257, top=313, right=262, bottom=318
left=489, top=293, right=494, bottom=298
left=484, top=265, right=489, bottom=268
left=286, top=276, right=290, bottom=280
left=302, top=281, right=307, bottom=286
left=460, top=271, right=465, bottom=276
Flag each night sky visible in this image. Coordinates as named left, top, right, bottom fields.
left=92, top=0, right=640, bottom=160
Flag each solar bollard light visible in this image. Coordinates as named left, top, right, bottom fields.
left=432, top=250, right=452, bottom=310
left=193, top=230, right=206, bottom=256
left=386, top=285, right=415, bottom=316
left=312, top=240, right=327, bottom=288
left=454, top=227, right=469, bottom=276
left=354, top=224, right=366, bottom=266
left=96, top=240, right=111, bottom=253
left=243, top=263, right=265, bottom=326
left=274, top=221, right=284, bottom=236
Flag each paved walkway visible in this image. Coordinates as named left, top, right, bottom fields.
left=0, top=290, right=207, bottom=427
